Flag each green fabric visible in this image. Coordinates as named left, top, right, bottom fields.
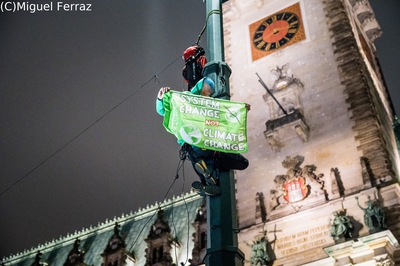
left=156, top=78, right=207, bottom=117
left=189, top=78, right=203, bottom=95
left=156, top=98, right=165, bottom=116
left=162, top=90, right=248, bottom=153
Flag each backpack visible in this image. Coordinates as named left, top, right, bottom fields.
left=182, top=46, right=207, bottom=90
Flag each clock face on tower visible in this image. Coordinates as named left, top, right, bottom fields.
left=253, top=12, right=300, bottom=51
left=249, top=2, right=306, bottom=61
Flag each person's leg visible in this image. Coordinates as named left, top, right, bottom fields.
left=192, top=162, right=207, bottom=185
left=194, top=160, right=218, bottom=185
left=187, top=145, right=220, bottom=196
left=214, top=152, right=249, bottom=171
left=188, top=146, right=218, bottom=183
left=189, top=146, right=215, bottom=161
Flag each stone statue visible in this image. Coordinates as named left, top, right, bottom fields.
left=356, top=197, right=387, bottom=231
left=330, top=211, right=353, bottom=240
left=245, top=237, right=270, bottom=266
left=373, top=204, right=387, bottom=230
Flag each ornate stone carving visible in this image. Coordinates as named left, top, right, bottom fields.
left=190, top=199, right=207, bottom=266
left=263, top=64, right=304, bottom=119
left=264, top=131, right=282, bottom=152
left=145, top=209, right=180, bottom=266
left=270, top=156, right=328, bottom=210
left=270, top=175, right=287, bottom=210
left=63, top=239, right=88, bottom=266
left=294, top=123, right=309, bottom=142
left=270, top=64, right=302, bottom=91
left=375, top=257, right=394, bottom=266
left=263, top=64, right=309, bottom=149
left=349, top=0, right=382, bottom=42
left=101, top=222, right=135, bottom=266
left=103, top=223, right=126, bottom=253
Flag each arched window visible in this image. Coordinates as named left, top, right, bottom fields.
left=158, top=246, right=163, bottom=262
left=201, top=232, right=207, bottom=249
left=152, top=248, right=157, bottom=264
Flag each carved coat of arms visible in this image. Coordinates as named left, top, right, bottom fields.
left=283, top=176, right=307, bottom=203
left=271, top=156, right=326, bottom=209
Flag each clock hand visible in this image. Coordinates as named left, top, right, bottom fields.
left=266, top=25, right=291, bottom=37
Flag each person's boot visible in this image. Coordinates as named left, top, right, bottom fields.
left=192, top=160, right=220, bottom=196
left=191, top=181, right=220, bottom=196
left=195, top=160, right=218, bottom=185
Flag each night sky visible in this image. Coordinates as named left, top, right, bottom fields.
left=0, top=0, right=399, bottom=260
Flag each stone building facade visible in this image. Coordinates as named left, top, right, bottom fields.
left=2, top=0, right=400, bottom=265
left=224, top=0, right=400, bottom=264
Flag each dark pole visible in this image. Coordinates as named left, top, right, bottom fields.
left=202, top=0, right=244, bottom=265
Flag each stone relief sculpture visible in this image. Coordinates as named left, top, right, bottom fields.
left=263, top=63, right=304, bottom=119
left=301, top=165, right=326, bottom=198
left=63, top=238, right=87, bottom=266
left=375, top=257, right=394, bottom=266
left=270, top=156, right=327, bottom=210
left=329, top=211, right=353, bottom=241
left=270, top=63, right=302, bottom=91
left=355, top=196, right=387, bottom=232
left=262, top=64, right=309, bottom=151
left=270, top=175, right=287, bottom=210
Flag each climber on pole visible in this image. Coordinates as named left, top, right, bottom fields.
left=156, top=77, right=249, bottom=196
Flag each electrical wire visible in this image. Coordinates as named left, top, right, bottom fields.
left=195, top=9, right=220, bottom=45
left=127, top=148, right=194, bottom=265
left=167, top=148, right=191, bottom=266
left=179, top=162, right=191, bottom=266
left=0, top=55, right=182, bottom=197
left=128, top=150, right=187, bottom=255
left=128, top=171, right=179, bottom=254
left=171, top=189, right=179, bottom=265
left=3, top=12, right=210, bottom=260
left=172, top=149, right=191, bottom=266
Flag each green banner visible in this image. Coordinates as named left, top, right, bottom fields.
left=162, top=91, right=248, bottom=153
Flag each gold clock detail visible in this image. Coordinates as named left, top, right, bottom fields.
left=249, top=3, right=306, bottom=61
left=253, top=12, right=299, bottom=51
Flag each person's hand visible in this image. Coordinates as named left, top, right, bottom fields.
left=157, top=87, right=170, bottom=100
